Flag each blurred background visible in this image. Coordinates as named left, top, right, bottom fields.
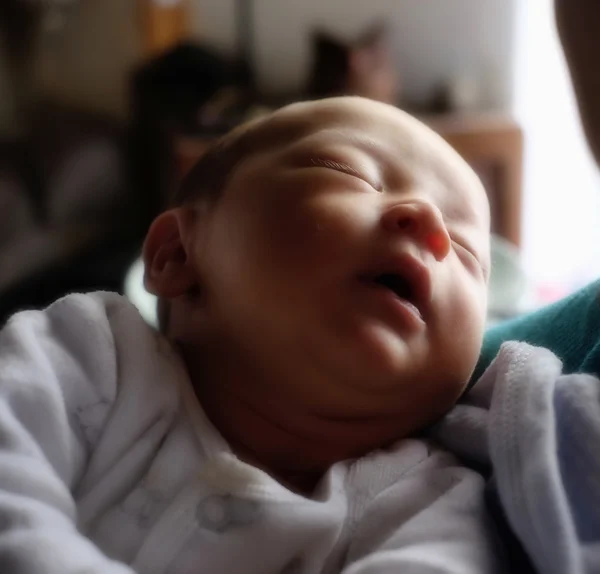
left=0, top=0, right=598, bottom=325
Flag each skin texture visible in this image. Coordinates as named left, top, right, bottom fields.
left=144, top=97, right=490, bottom=492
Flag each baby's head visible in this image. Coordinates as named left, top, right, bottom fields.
left=144, top=97, right=490, bottom=441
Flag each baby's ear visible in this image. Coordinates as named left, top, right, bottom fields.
left=143, top=208, right=197, bottom=298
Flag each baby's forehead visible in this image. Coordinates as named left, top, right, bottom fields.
left=256, top=100, right=488, bottom=212
left=260, top=99, right=459, bottom=173
left=259, top=98, right=411, bottom=144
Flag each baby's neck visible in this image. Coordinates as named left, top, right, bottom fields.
left=195, top=383, right=337, bottom=493
left=179, top=342, right=410, bottom=494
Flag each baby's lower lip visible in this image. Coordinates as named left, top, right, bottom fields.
left=394, top=297, right=421, bottom=319
left=379, top=285, right=423, bottom=319
left=360, top=280, right=425, bottom=330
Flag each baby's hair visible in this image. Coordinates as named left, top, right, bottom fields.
left=157, top=113, right=284, bottom=333
left=169, top=104, right=317, bottom=207
left=157, top=104, right=315, bottom=334
left=156, top=120, right=262, bottom=334
left=169, top=118, right=263, bottom=208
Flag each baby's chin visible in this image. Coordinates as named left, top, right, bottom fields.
left=339, top=321, right=427, bottom=388
left=327, top=338, right=472, bottom=422
left=341, top=376, right=467, bottom=425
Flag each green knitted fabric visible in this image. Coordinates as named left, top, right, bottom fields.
left=472, top=279, right=600, bottom=384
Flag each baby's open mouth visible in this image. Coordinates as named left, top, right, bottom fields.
left=367, top=273, right=423, bottom=321
left=372, top=273, right=415, bottom=304
left=358, top=254, right=432, bottom=322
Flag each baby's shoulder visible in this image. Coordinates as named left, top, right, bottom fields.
left=2, top=291, right=184, bottom=411
left=39, top=290, right=169, bottom=359
left=43, top=290, right=142, bottom=326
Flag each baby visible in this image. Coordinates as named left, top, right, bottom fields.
left=0, top=97, right=499, bottom=574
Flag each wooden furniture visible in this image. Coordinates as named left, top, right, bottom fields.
left=173, top=113, right=524, bottom=248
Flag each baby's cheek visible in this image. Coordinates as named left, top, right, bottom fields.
left=434, top=280, right=485, bottom=357
left=269, top=199, right=361, bottom=268
left=452, top=301, right=485, bottom=363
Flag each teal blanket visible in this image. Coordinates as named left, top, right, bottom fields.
left=473, top=279, right=600, bottom=383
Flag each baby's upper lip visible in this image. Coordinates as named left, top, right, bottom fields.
left=359, top=252, right=433, bottom=318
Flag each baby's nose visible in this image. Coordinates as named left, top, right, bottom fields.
left=381, top=201, right=451, bottom=261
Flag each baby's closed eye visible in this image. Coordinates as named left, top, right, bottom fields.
left=451, top=239, right=487, bottom=277
left=309, top=157, right=383, bottom=192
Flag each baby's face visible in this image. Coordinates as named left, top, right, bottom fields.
left=188, top=97, right=490, bottom=427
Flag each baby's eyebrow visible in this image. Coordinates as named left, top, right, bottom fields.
left=334, top=131, right=390, bottom=161
left=312, top=128, right=385, bottom=155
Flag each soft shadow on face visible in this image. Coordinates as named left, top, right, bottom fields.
left=189, top=97, right=490, bottom=426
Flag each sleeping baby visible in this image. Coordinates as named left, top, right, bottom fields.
left=0, top=97, right=505, bottom=573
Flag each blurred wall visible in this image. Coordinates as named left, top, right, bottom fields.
left=35, top=0, right=140, bottom=118
left=0, top=42, right=17, bottom=134
left=194, top=0, right=518, bottom=109
left=0, top=0, right=517, bottom=122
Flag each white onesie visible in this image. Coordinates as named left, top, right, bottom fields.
left=0, top=292, right=503, bottom=574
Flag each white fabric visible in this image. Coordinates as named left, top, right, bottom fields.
left=0, top=293, right=502, bottom=574
left=433, top=342, right=600, bottom=574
